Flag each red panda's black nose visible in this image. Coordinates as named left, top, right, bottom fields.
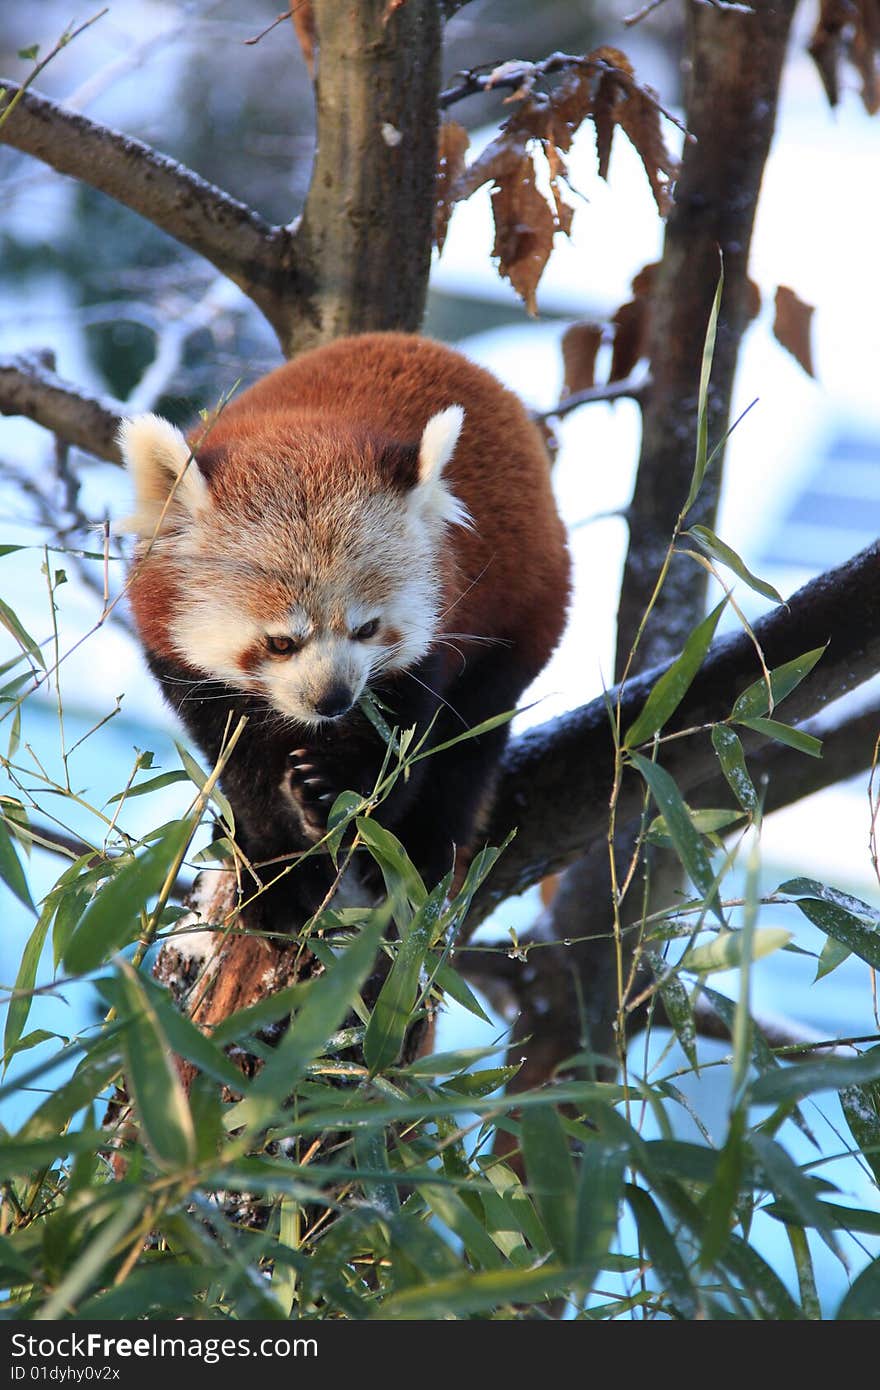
left=315, top=685, right=354, bottom=719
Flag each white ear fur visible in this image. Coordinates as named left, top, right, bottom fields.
left=418, top=405, right=464, bottom=484
left=412, top=405, right=472, bottom=530
left=116, top=414, right=208, bottom=535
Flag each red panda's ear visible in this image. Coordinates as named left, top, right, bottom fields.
left=116, top=414, right=209, bottom=535
left=412, top=406, right=471, bottom=530
left=418, top=405, right=464, bottom=484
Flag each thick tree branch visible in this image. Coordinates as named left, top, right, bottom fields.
left=473, top=539, right=880, bottom=929
left=0, top=353, right=124, bottom=463
left=0, top=81, right=296, bottom=342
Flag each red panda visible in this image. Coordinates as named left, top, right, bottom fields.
left=118, top=332, right=570, bottom=925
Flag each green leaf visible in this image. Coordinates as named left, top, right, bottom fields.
left=683, top=263, right=724, bottom=517
left=106, top=770, right=190, bottom=803
left=749, top=1132, right=840, bottom=1256
left=700, top=1105, right=746, bottom=1268
left=416, top=1181, right=504, bottom=1271
left=573, top=1142, right=626, bottom=1288
left=681, top=927, right=791, bottom=974
left=37, top=1193, right=144, bottom=1322
left=779, top=878, right=880, bottom=924
left=751, top=1046, right=880, bottom=1105
left=175, top=742, right=235, bottom=831
left=626, top=1183, right=698, bottom=1318
left=735, top=717, right=823, bottom=758
left=381, top=1262, right=577, bottom=1319
left=442, top=1066, right=520, bottom=1098
left=0, top=1129, right=110, bottom=1179
left=3, top=900, right=52, bottom=1069
left=230, top=913, right=385, bottom=1131
left=520, top=1104, right=577, bottom=1264
left=0, top=815, right=36, bottom=911
left=837, top=1258, right=880, bottom=1320
left=646, top=806, right=745, bottom=848
left=731, top=647, right=826, bottom=720
left=430, top=957, right=491, bottom=1024
left=686, top=526, right=785, bottom=605
left=788, top=897, right=880, bottom=970
left=114, top=960, right=197, bottom=1168
left=62, top=819, right=193, bottom=975
left=95, top=972, right=244, bottom=1093
left=365, top=877, right=448, bottom=1073
left=646, top=948, right=697, bottom=1070
left=629, top=752, right=723, bottom=923
left=711, top=725, right=759, bottom=814
left=625, top=600, right=726, bottom=747
left=0, top=596, right=45, bottom=669
left=815, top=935, right=852, bottom=981
left=840, top=1081, right=880, bottom=1186
left=356, top=816, right=427, bottom=913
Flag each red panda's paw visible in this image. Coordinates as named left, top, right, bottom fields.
left=284, top=748, right=338, bottom=840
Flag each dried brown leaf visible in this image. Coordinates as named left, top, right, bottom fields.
left=610, top=298, right=649, bottom=382
left=745, top=278, right=762, bottom=322
left=561, top=323, right=603, bottom=397
left=809, top=0, right=880, bottom=113
left=291, top=0, right=317, bottom=79
left=773, top=285, right=816, bottom=378
left=434, top=120, right=470, bottom=253
left=609, top=261, right=657, bottom=381
left=591, top=48, right=633, bottom=182
left=491, top=154, right=556, bottom=315
left=546, top=66, right=595, bottom=152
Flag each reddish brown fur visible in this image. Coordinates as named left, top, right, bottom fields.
left=128, top=333, right=569, bottom=678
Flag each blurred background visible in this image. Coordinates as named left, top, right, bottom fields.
left=1, top=0, right=879, bottom=1310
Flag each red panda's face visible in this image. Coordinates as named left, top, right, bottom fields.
left=118, top=407, right=468, bottom=727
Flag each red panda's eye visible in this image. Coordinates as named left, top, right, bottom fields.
left=353, top=618, right=380, bottom=641
left=266, top=634, right=301, bottom=658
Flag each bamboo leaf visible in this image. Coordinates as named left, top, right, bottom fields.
left=520, top=1105, right=577, bottom=1264
left=683, top=264, right=724, bottom=517
left=681, top=928, right=790, bottom=975
left=107, top=770, right=190, bottom=803
left=839, top=1081, right=880, bottom=1186
left=63, top=819, right=193, bottom=975
left=731, top=647, right=826, bottom=720
left=364, top=881, right=447, bottom=1074
left=749, top=1132, right=840, bottom=1256
left=735, top=717, right=823, bottom=758
left=630, top=752, right=723, bottom=923
left=787, top=897, right=880, bottom=971
left=0, top=596, right=45, bottom=669
left=751, top=1046, right=880, bottom=1105
left=0, top=816, right=35, bottom=911
left=836, top=1258, right=880, bottom=1319
left=711, top=725, right=759, bottom=814
left=686, top=526, right=785, bottom=605
left=114, top=960, right=197, bottom=1169
left=626, top=1183, right=698, bottom=1318
left=624, top=599, right=726, bottom=747
left=2, top=900, right=52, bottom=1070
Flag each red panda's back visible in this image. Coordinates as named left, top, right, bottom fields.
left=210, top=333, right=570, bottom=672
